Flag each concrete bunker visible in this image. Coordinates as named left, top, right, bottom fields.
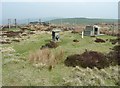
left=84, top=25, right=100, bottom=36
left=52, top=29, right=61, bottom=42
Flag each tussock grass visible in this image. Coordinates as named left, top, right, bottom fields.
left=62, top=65, right=119, bottom=86
left=28, top=48, right=64, bottom=70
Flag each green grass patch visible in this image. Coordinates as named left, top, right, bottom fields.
left=2, top=31, right=118, bottom=86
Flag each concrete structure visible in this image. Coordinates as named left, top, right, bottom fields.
left=84, top=25, right=100, bottom=36
left=52, top=29, right=61, bottom=42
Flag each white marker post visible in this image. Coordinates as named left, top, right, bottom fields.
left=82, top=31, right=84, bottom=38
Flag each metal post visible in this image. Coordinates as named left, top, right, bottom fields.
left=28, top=19, right=29, bottom=25
left=8, top=19, right=11, bottom=29
left=49, top=20, right=50, bottom=28
left=112, top=22, right=114, bottom=36
left=61, top=19, right=62, bottom=29
left=39, top=19, right=41, bottom=24
left=15, top=19, right=17, bottom=28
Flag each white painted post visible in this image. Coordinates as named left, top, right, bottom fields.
left=82, top=31, right=84, bottom=38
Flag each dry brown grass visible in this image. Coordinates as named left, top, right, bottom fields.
left=54, top=49, right=64, bottom=64
left=28, top=48, right=64, bottom=70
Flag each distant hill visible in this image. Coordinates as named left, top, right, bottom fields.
left=49, top=18, right=117, bottom=25
left=1, top=17, right=58, bottom=25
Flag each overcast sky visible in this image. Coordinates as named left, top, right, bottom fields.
left=1, top=1, right=118, bottom=20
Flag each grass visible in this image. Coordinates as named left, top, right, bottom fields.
left=28, top=48, right=64, bottom=69
left=2, top=28, right=21, bottom=31
left=2, top=31, right=119, bottom=86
